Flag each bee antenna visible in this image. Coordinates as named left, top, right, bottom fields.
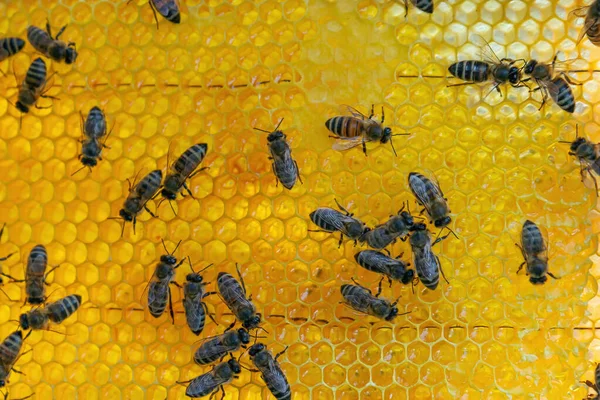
left=274, top=118, right=284, bottom=131
left=446, top=226, right=459, bottom=239
left=171, top=240, right=182, bottom=255
left=161, top=238, right=169, bottom=254
left=253, top=126, right=271, bottom=134
left=197, top=263, right=214, bottom=273
left=258, top=326, right=270, bottom=335
left=71, top=165, right=87, bottom=176
left=389, top=136, right=398, bottom=157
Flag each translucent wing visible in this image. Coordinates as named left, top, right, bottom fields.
left=570, top=5, right=591, bottom=19
left=576, top=8, right=598, bottom=44
left=409, top=174, right=442, bottom=216
left=332, top=136, right=366, bottom=151
left=473, top=34, right=501, bottom=65
left=147, top=281, right=168, bottom=309
left=343, top=105, right=367, bottom=119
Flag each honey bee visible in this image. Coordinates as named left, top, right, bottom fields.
left=217, top=264, right=262, bottom=331
left=409, top=223, right=450, bottom=290
left=570, top=0, right=600, bottom=47
left=408, top=172, right=452, bottom=229
left=147, top=240, right=185, bottom=322
left=523, top=57, right=579, bottom=113
left=583, top=363, right=600, bottom=399
left=114, top=169, right=162, bottom=236
left=516, top=220, right=559, bottom=285
left=255, top=119, right=301, bottom=190
left=340, top=279, right=407, bottom=321
left=0, top=330, right=26, bottom=388
left=160, top=143, right=208, bottom=204
left=24, top=245, right=59, bottom=305
left=0, top=38, right=25, bottom=63
left=325, top=105, right=409, bottom=156
left=401, top=0, right=433, bottom=17
left=448, top=35, right=526, bottom=97
left=19, top=294, right=82, bottom=331
left=354, top=250, right=414, bottom=287
left=309, top=199, right=370, bottom=248
left=561, top=125, right=600, bottom=193
left=0, top=224, right=17, bottom=286
left=15, top=57, right=56, bottom=114
left=179, top=356, right=240, bottom=399
left=27, top=21, right=78, bottom=64
left=72, top=107, right=111, bottom=175
left=362, top=205, right=415, bottom=250
left=193, top=325, right=251, bottom=365
left=183, top=261, right=215, bottom=336
left=248, top=343, right=291, bottom=400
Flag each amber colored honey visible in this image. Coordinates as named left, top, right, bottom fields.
left=1, top=0, right=600, bottom=399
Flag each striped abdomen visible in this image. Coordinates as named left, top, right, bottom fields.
left=521, top=220, right=545, bottom=256
left=261, top=365, right=291, bottom=400
left=448, top=60, right=490, bottom=82
left=24, top=57, right=47, bottom=89
left=47, top=294, right=82, bottom=324
left=84, top=107, right=107, bottom=139
left=325, top=116, right=364, bottom=138
left=0, top=38, right=25, bottom=62
left=586, top=7, right=600, bottom=46
left=309, top=208, right=344, bottom=232
left=173, top=144, right=207, bottom=176
left=413, top=248, right=439, bottom=290
left=194, top=335, right=230, bottom=365
left=148, top=281, right=169, bottom=318
left=410, top=0, right=433, bottom=13
left=151, top=0, right=181, bottom=24
left=183, top=281, right=207, bottom=335
left=0, top=330, right=23, bottom=384
left=363, top=227, right=396, bottom=249
left=217, top=272, right=253, bottom=318
left=549, top=77, right=575, bottom=113
left=27, top=26, right=52, bottom=55
left=26, top=244, right=48, bottom=304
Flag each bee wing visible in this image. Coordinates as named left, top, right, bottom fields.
left=409, top=176, right=439, bottom=216
left=570, top=5, right=591, bottom=19
left=191, top=371, right=222, bottom=393
left=343, top=105, right=367, bottom=120
left=147, top=281, right=167, bottom=308
left=575, top=8, right=597, bottom=44
left=473, top=34, right=502, bottom=65
left=332, top=136, right=366, bottom=152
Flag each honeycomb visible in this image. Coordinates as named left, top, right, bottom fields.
left=1, top=0, right=600, bottom=399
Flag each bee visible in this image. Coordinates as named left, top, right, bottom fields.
left=141, top=0, right=181, bottom=29
left=401, top=0, right=433, bottom=17
left=27, top=21, right=77, bottom=64
left=179, top=356, right=241, bottom=399
left=255, top=119, right=301, bottom=190
left=309, top=199, right=370, bottom=248
left=340, top=279, right=406, bottom=321
left=0, top=330, right=26, bottom=388
left=0, top=224, right=17, bottom=286
left=114, top=169, right=162, bottom=236
left=19, top=294, right=82, bottom=331
left=160, top=143, right=208, bottom=203
left=560, top=125, right=600, bottom=193
left=24, top=245, right=59, bottom=305
left=516, top=220, right=559, bottom=285
left=193, top=325, right=251, bottom=365
left=448, top=35, right=526, bottom=97
left=217, top=264, right=262, bottom=330
left=183, top=262, right=216, bottom=336
left=147, top=240, right=185, bottom=322
left=248, top=343, right=291, bottom=400
left=522, top=57, right=579, bottom=113
left=362, top=205, right=415, bottom=250
left=583, top=363, right=600, bottom=399
left=408, top=172, right=451, bottom=229
left=570, top=0, right=600, bottom=47
left=0, top=37, right=25, bottom=63
left=325, top=105, right=409, bottom=156
left=15, top=57, right=56, bottom=114
left=354, top=250, right=414, bottom=287
left=409, top=223, right=450, bottom=290
left=73, top=107, right=112, bottom=175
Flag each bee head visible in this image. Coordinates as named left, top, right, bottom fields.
left=401, top=211, right=414, bottom=226
left=411, top=222, right=427, bottom=231
left=380, top=127, right=392, bottom=143
left=267, top=130, right=285, bottom=142
left=19, top=314, right=29, bottom=330
left=402, top=269, right=415, bottom=285
left=65, top=47, right=78, bottom=64
left=15, top=101, right=29, bottom=113
left=238, top=328, right=251, bottom=344
left=186, top=273, right=203, bottom=283
left=434, top=216, right=451, bottom=228
left=570, top=137, right=587, bottom=153
left=228, top=358, right=242, bottom=374
left=524, top=60, right=537, bottom=75
left=119, top=209, right=133, bottom=221
left=81, top=157, right=97, bottom=167
left=385, top=306, right=399, bottom=321
left=508, top=66, right=521, bottom=85
left=160, top=254, right=177, bottom=265
left=161, top=189, right=177, bottom=200
left=248, top=343, right=265, bottom=356
left=242, top=314, right=262, bottom=330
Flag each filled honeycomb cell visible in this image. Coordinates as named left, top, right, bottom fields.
left=2, top=0, right=600, bottom=399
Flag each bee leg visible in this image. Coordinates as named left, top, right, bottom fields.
left=334, top=198, right=352, bottom=216
left=168, top=287, right=175, bottom=324
left=182, top=182, right=196, bottom=199
left=0, top=250, right=15, bottom=262
left=338, top=233, right=343, bottom=248
left=224, top=321, right=236, bottom=332
left=388, top=277, right=393, bottom=288
left=380, top=105, right=385, bottom=124
left=55, top=24, right=68, bottom=41
left=0, top=272, right=22, bottom=282
left=382, top=248, right=391, bottom=256
left=271, top=164, right=278, bottom=187
left=516, top=262, right=525, bottom=274
left=404, top=0, right=409, bottom=17
left=44, top=264, right=61, bottom=284
left=45, top=19, right=54, bottom=38
left=235, top=263, right=248, bottom=296
left=374, top=278, right=383, bottom=297
left=368, top=104, right=375, bottom=119
left=515, top=243, right=527, bottom=261
left=437, top=255, right=450, bottom=284
left=295, top=160, right=303, bottom=184
left=362, top=138, right=367, bottom=156
left=144, top=205, right=158, bottom=218
left=203, top=303, right=218, bottom=325
left=188, top=166, right=210, bottom=180
left=148, top=0, right=161, bottom=30
left=547, top=271, right=560, bottom=280
left=274, top=345, right=289, bottom=361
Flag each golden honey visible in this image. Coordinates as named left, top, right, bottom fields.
left=1, top=0, right=600, bottom=399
